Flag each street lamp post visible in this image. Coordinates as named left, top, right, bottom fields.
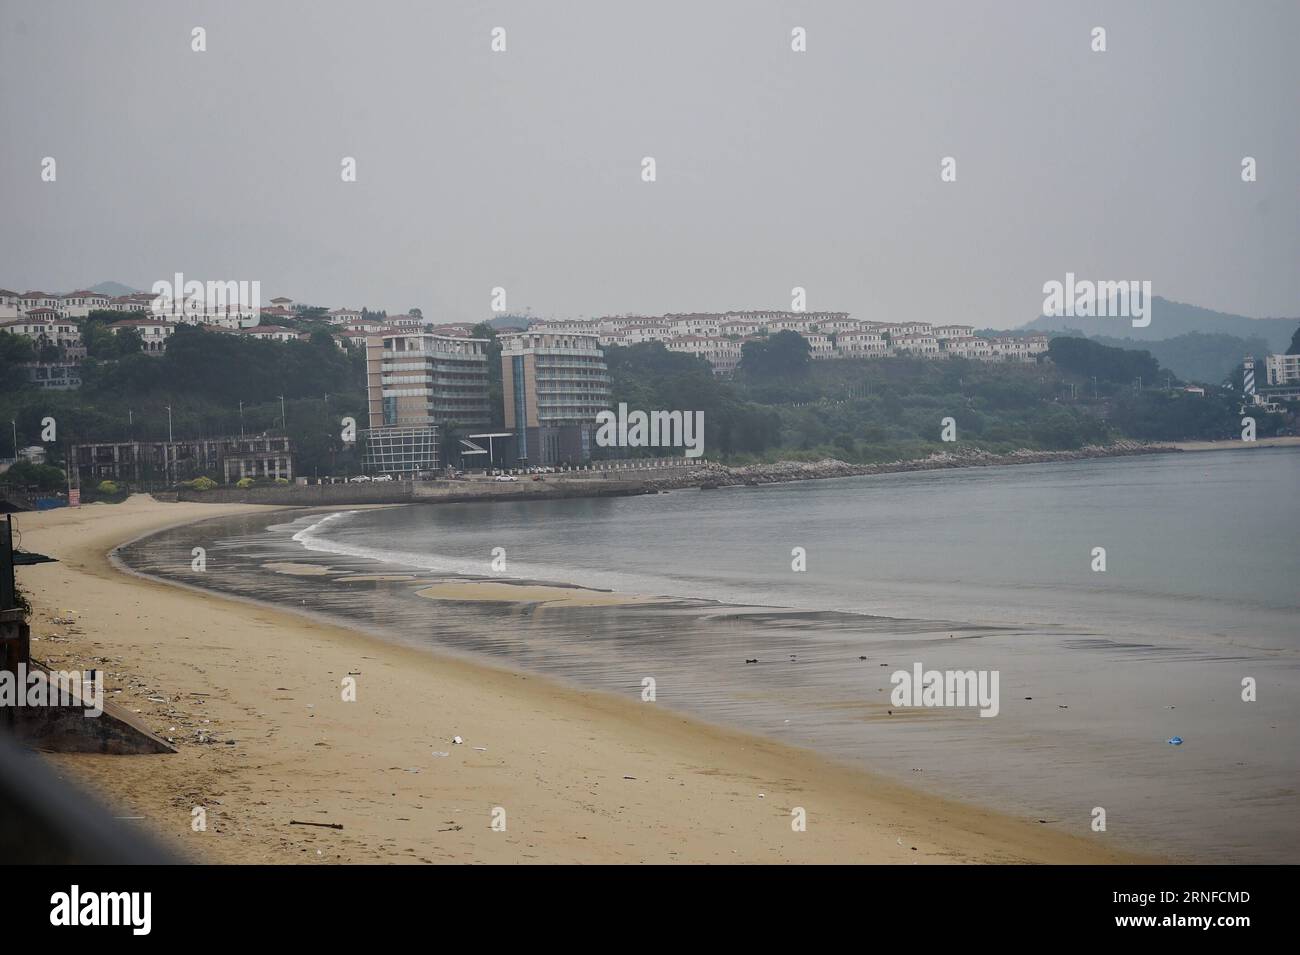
left=10, top=420, right=16, bottom=460
left=166, top=405, right=174, bottom=485
left=278, top=395, right=286, bottom=432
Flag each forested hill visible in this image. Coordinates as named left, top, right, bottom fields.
left=1023, top=297, right=1296, bottom=352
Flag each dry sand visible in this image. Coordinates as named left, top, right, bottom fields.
left=1171, top=435, right=1300, bottom=452
left=12, top=495, right=1150, bottom=863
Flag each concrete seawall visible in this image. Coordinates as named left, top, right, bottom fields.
left=176, top=477, right=660, bottom=506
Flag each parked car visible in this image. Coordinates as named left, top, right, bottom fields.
left=349, top=475, right=372, bottom=483
left=372, top=474, right=394, bottom=482
left=494, top=474, right=518, bottom=482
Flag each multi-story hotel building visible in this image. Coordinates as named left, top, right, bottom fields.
left=363, top=331, right=492, bottom=474
left=73, top=435, right=294, bottom=485
left=500, top=330, right=611, bottom=465
left=1265, top=353, right=1300, bottom=386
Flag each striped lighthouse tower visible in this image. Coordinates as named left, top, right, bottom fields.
left=1243, top=357, right=1256, bottom=397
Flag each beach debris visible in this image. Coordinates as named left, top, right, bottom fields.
left=431, top=751, right=450, bottom=758
left=858, top=656, right=868, bottom=661
left=623, top=775, right=637, bottom=780
left=744, top=658, right=757, bottom=664
left=437, top=825, right=463, bottom=832
left=290, top=820, right=343, bottom=830
left=1167, top=736, right=1184, bottom=746
left=1058, top=705, right=1068, bottom=709
left=1024, top=697, right=1033, bottom=701
left=452, top=735, right=464, bottom=745
left=473, top=746, right=487, bottom=752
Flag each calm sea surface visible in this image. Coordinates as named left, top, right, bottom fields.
left=120, top=448, right=1300, bottom=861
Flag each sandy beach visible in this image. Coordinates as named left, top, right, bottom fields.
left=11, top=495, right=1151, bottom=863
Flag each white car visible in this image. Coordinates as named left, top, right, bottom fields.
left=494, top=474, right=518, bottom=482
left=349, top=475, right=372, bottom=483
left=373, top=474, right=394, bottom=482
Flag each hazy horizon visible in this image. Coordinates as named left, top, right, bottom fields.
left=3, top=0, right=1297, bottom=327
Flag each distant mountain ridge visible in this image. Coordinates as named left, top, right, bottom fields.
left=487, top=314, right=531, bottom=330
left=86, top=280, right=142, bottom=296
left=1023, top=296, right=1297, bottom=354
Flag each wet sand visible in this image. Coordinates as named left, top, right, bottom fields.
left=9, top=495, right=1149, bottom=863
left=415, top=581, right=660, bottom=607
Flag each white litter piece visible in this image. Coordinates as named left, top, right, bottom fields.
left=473, top=746, right=487, bottom=752
left=452, top=736, right=464, bottom=745
left=431, top=751, right=450, bottom=758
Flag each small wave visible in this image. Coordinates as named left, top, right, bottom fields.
left=287, top=509, right=782, bottom=602
left=290, top=509, right=614, bottom=583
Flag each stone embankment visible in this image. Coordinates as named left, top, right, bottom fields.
left=649, top=440, right=1175, bottom=490
left=169, top=441, right=1178, bottom=505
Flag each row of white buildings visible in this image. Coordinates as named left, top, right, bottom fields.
left=0, top=287, right=306, bottom=323
left=1, top=286, right=1049, bottom=380
left=0, top=288, right=374, bottom=358
left=527, top=311, right=1051, bottom=375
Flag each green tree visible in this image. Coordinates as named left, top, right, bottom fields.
left=114, top=327, right=143, bottom=356
left=1047, top=336, right=1161, bottom=384
left=740, top=330, right=811, bottom=379
left=0, top=331, right=37, bottom=391
left=0, top=461, right=66, bottom=491
left=471, top=322, right=505, bottom=428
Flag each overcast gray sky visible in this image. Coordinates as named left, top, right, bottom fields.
left=3, top=0, right=1297, bottom=327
